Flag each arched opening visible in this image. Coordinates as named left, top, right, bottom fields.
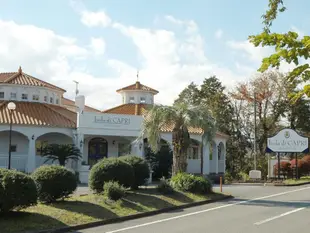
left=188, top=139, right=201, bottom=160
left=0, top=130, right=29, bottom=171
left=209, top=141, right=217, bottom=173
left=36, top=132, right=73, bottom=167
left=88, top=137, right=108, bottom=166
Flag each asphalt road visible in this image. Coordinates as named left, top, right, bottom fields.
left=73, top=185, right=310, bottom=233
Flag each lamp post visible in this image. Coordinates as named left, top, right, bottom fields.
left=253, top=90, right=257, bottom=170
left=7, top=102, right=16, bottom=169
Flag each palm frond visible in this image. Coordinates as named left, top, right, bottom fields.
left=137, top=104, right=177, bottom=152
left=185, top=103, right=217, bottom=143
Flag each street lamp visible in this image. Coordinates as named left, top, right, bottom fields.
left=7, top=102, right=16, bottom=169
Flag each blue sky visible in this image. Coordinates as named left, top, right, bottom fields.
left=0, top=0, right=308, bottom=109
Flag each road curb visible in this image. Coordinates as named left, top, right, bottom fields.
left=34, top=194, right=233, bottom=233
left=273, top=181, right=310, bottom=187
left=230, top=183, right=265, bottom=186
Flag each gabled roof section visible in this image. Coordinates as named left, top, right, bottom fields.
left=116, top=81, right=159, bottom=94
left=0, top=67, right=66, bottom=92
left=62, top=97, right=101, bottom=113
left=0, top=101, right=76, bottom=128
left=102, top=103, right=150, bottom=115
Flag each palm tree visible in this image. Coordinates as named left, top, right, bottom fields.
left=140, top=102, right=217, bottom=176
left=42, top=144, right=82, bottom=166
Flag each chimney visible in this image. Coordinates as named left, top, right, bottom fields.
left=75, top=95, right=85, bottom=113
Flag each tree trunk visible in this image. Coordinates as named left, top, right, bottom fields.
left=172, top=125, right=190, bottom=176
left=59, top=159, right=66, bottom=166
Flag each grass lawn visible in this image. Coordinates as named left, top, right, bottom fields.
left=0, top=189, right=229, bottom=233
left=283, top=176, right=310, bottom=185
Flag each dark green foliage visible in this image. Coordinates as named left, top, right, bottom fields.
left=0, top=183, right=4, bottom=211
left=249, top=0, right=309, bottom=98
left=224, top=171, right=233, bottom=184
left=170, top=173, right=212, bottom=194
left=42, top=144, right=82, bottom=166
left=31, top=165, right=77, bottom=203
left=89, top=157, right=135, bottom=193
left=156, top=177, right=174, bottom=194
left=144, top=141, right=173, bottom=180
left=103, top=181, right=126, bottom=201
left=0, top=169, right=37, bottom=212
left=118, top=155, right=150, bottom=189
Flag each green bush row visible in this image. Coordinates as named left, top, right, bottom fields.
left=89, top=155, right=150, bottom=193
left=170, top=173, right=212, bottom=194
left=0, top=165, right=78, bottom=213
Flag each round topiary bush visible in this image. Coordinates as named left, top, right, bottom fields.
left=0, top=168, right=37, bottom=213
left=89, top=157, right=135, bottom=193
left=103, top=181, right=126, bottom=201
left=31, top=165, right=77, bottom=203
left=119, top=155, right=150, bottom=189
left=170, top=173, right=212, bottom=194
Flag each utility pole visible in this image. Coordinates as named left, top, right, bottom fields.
left=73, top=80, right=79, bottom=97
left=254, top=90, right=257, bottom=170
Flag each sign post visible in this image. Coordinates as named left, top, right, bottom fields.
left=267, top=128, right=309, bottom=180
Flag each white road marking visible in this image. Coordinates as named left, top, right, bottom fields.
left=254, top=208, right=305, bottom=225
left=106, top=186, right=310, bottom=233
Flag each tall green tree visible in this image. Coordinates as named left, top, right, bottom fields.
left=175, top=76, right=233, bottom=134
left=140, top=102, right=216, bottom=176
left=249, top=0, right=310, bottom=98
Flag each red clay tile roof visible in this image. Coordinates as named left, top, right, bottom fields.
left=62, top=97, right=101, bottom=113
left=0, top=68, right=66, bottom=92
left=102, top=103, right=149, bottom=115
left=0, top=101, right=76, bottom=128
left=116, top=81, right=159, bottom=94
left=102, top=103, right=204, bottom=134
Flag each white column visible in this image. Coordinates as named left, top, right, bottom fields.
left=26, top=136, right=36, bottom=173
left=202, top=141, right=210, bottom=175
left=77, top=133, right=84, bottom=170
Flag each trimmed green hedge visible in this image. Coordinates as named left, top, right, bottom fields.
left=0, top=169, right=37, bottom=212
left=31, top=165, right=77, bottom=203
left=89, top=157, right=135, bottom=193
left=170, top=173, right=212, bottom=194
left=119, top=155, right=150, bottom=189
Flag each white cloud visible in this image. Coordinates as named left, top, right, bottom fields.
left=165, top=15, right=198, bottom=34
left=226, top=40, right=272, bottom=63
left=80, top=10, right=112, bottom=27
left=89, top=37, right=106, bottom=55
left=2, top=7, right=298, bottom=111
left=215, top=29, right=223, bottom=39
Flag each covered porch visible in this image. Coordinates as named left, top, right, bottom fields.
left=0, top=125, right=74, bottom=172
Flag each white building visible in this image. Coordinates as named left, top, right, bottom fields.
left=0, top=67, right=228, bottom=183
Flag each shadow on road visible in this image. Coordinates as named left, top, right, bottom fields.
left=233, top=198, right=310, bottom=208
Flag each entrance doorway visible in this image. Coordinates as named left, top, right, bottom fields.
left=88, top=138, right=108, bottom=166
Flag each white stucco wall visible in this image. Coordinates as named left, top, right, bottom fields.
left=0, top=84, right=63, bottom=105
left=0, top=125, right=74, bottom=171
left=121, top=91, right=154, bottom=104
left=0, top=131, right=29, bottom=170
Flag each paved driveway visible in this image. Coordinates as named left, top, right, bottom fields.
left=71, top=184, right=310, bottom=233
